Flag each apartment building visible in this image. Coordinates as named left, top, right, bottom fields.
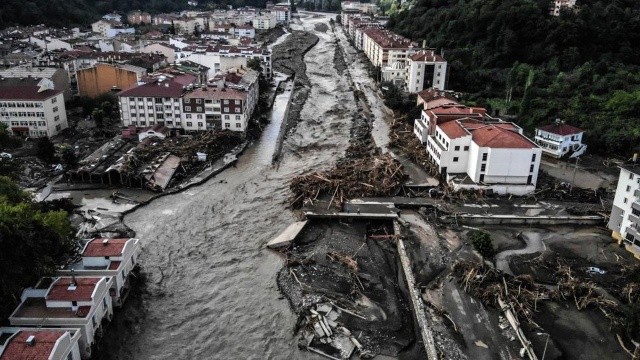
left=58, top=238, right=141, bottom=307
left=534, top=122, right=586, bottom=158
left=253, top=13, right=278, bottom=29
left=0, top=327, right=82, bottom=360
left=405, top=50, right=447, bottom=92
left=76, top=63, right=146, bottom=98
left=0, top=80, right=68, bottom=138
left=179, top=45, right=272, bottom=78
left=425, top=118, right=542, bottom=195
left=127, top=10, right=152, bottom=24
left=608, top=164, right=640, bottom=260
left=91, top=20, right=135, bottom=38
left=0, top=65, right=71, bottom=100
left=551, top=0, right=577, bottom=16
left=9, top=276, right=114, bottom=359
left=413, top=104, right=485, bottom=143
left=118, top=73, right=257, bottom=133
left=271, top=5, right=291, bottom=24
left=361, top=28, right=418, bottom=68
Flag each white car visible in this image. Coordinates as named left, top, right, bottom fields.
left=586, top=267, right=606, bottom=275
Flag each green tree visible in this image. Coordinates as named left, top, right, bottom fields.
left=36, top=137, right=56, bottom=164
left=0, top=123, right=21, bottom=150
left=61, top=147, right=78, bottom=169
left=92, top=108, right=105, bottom=129
left=0, top=176, right=30, bottom=204
left=247, top=58, right=262, bottom=73
left=469, top=230, right=495, bottom=258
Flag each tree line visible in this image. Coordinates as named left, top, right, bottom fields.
left=389, top=0, right=640, bottom=156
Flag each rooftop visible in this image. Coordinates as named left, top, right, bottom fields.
left=117, top=78, right=185, bottom=98
left=0, top=330, right=66, bottom=360
left=0, top=66, right=60, bottom=78
left=410, top=50, right=445, bottom=62
left=0, top=86, right=61, bottom=101
left=471, top=124, right=537, bottom=149
left=83, top=238, right=129, bottom=257
left=362, top=28, right=417, bottom=49
left=12, top=298, right=88, bottom=319
left=537, top=123, right=583, bottom=136
left=46, top=277, right=101, bottom=302
left=184, top=86, right=247, bottom=100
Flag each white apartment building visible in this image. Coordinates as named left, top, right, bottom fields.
left=361, top=28, right=418, bottom=68
left=271, top=5, right=291, bottom=24
left=424, top=118, right=542, bottom=195
left=91, top=20, right=135, bottom=38
left=608, top=165, right=640, bottom=259
left=0, top=81, right=68, bottom=138
left=179, top=45, right=272, bottom=78
left=406, top=50, right=447, bottom=92
left=551, top=0, right=577, bottom=16
left=234, top=25, right=256, bottom=39
left=0, top=327, right=82, bottom=360
left=534, top=122, right=586, bottom=158
left=118, top=78, right=186, bottom=130
left=58, top=238, right=141, bottom=307
left=9, top=277, right=114, bottom=359
left=253, top=13, right=277, bottom=29
left=118, top=74, right=257, bottom=133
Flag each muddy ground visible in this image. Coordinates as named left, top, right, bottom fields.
left=276, top=219, right=423, bottom=359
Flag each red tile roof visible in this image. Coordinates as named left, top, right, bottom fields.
left=0, top=86, right=61, bottom=101
left=439, top=120, right=469, bottom=139
left=83, top=238, right=128, bottom=257
left=183, top=87, right=247, bottom=101
left=117, top=79, right=185, bottom=98
left=410, top=50, right=445, bottom=62
left=0, top=330, right=66, bottom=360
left=362, top=28, right=417, bottom=49
left=108, top=261, right=121, bottom=270
left=46, top=277, right=100, bottom=302
left=471, top=125, right=537, bottom=149
left=537, top=123, right=583, bottom=136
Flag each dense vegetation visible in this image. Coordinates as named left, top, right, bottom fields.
left=0, top=176, right=75, bottom=323
left=0, top=0, right=269, bottom=28
left=389, top=0, right=640, bottom=156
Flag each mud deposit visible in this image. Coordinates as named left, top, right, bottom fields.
left=99, top=14, right=361, bottom=360
left=276, top=220, right=417, bottom=358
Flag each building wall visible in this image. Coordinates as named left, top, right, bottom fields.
left=142, top=44, right=176, bottom=63
left=77, top=64, right=141, bottom=98
left=406, top=59, right=447, bottom=92
left=0, top=93, right=68, bottom=137
left=534, top=129, right=584, bottom=158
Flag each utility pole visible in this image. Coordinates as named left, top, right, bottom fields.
left=570, top=156, right=580, bottom=193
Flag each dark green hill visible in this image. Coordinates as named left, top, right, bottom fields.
left=389, top=0, right=640, bottom=155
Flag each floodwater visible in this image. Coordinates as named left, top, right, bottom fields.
left=105, top=14, right=360, bottom=359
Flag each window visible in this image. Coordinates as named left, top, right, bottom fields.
left=186, top=121, right=193, bottom=127
left=224, top=115, right=230, bottom=120
left=235, top=123, right=241, bottom=128
left=624, top=198, right=628, bottom=204
left=196, top=107, right=202, bottom=112
left=223, top=99, right=229, bottom=104
left=479, top=174, right=485, bottom=182
left=51, top=97, right=57, bottom=104
left=453, top=157, right=459, bottom=162
left=627, top=185, right=632, bottom=192
left=198, top=122, right=203, bottom=127
left=480, top=164, right=486, bottom=172
left=103, top=296, right=108, bottom=308
left=530, top=164, right=534, bottom=172
left=454, top=146, right=460, bottom=151
left=72, top=301, right=78, bottom=307
left=630, top=173, right=635, bottom=180
left=224, top=107, right=229, bottom=112
left=185, top=106, right=191, bottom=111
left=463, top=146, right=469, bottom=151
left=532, top=154, right=537, bottom=162
left=186, top=114, right=192, bottom=119
left=482, top=153, right=487, bottom=161
left=235, top=115, right=241, bottom=120
left=235, top=108, right=241, bottom=113
left=52, top=106, right=58, bottom=112
left=196, top=99, right=202, bottom=104
left=54, top=115, right=59, bottom=121
left=225, top=123, right=230, bottom=128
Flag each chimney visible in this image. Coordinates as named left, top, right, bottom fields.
left=102, top=239, right=109, bottom=246
left=422, top=39, right=426, bottom=48
left=26, top=335, right=36, bottom=346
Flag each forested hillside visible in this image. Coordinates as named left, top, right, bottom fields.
left=389, top=0, right=640, bottom=155
left=0, top=0, right=268, bottom=28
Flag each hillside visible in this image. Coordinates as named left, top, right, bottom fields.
left=389, top=0, right=640, bottom=156
left=0, top=0, right=268, bottom=29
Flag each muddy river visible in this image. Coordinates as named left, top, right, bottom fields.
left=103, top=14, right=368, bottom=359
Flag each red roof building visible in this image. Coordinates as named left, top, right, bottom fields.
left=537, top=123, right=583, bottom=136
left=0, top=330, right=65, bottom=360
left=46, top=277, right=101, bottom=302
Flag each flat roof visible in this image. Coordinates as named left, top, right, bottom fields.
left=12, top=298, right=89, bottom=319
left=0, top=330, right=66, bottom=360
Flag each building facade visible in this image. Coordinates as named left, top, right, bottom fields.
left=76, top=63, right=146, bottom=98
left=0, top=82, right=68, bottom=138
left=608, top=165, right=640, bottom=260
left=534, top=122, right=585, bottom=158
left=405, top=50, right=447, bottom=92
left=9, top=276, right=114, bottom=359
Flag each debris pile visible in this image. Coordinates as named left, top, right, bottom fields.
left=277, top=220, right=417, bottom=358
left=298, top=302, right=373, bottom=359
left=529, top=171, right=606, bottom=203
left=453, top=259, right=640, bottom=347
left=388, top=118, right=439, bottom=177
left=289, top=154, right=406, bottom=208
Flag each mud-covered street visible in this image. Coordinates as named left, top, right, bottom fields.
left=100, top=14, right=365, bottom=360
